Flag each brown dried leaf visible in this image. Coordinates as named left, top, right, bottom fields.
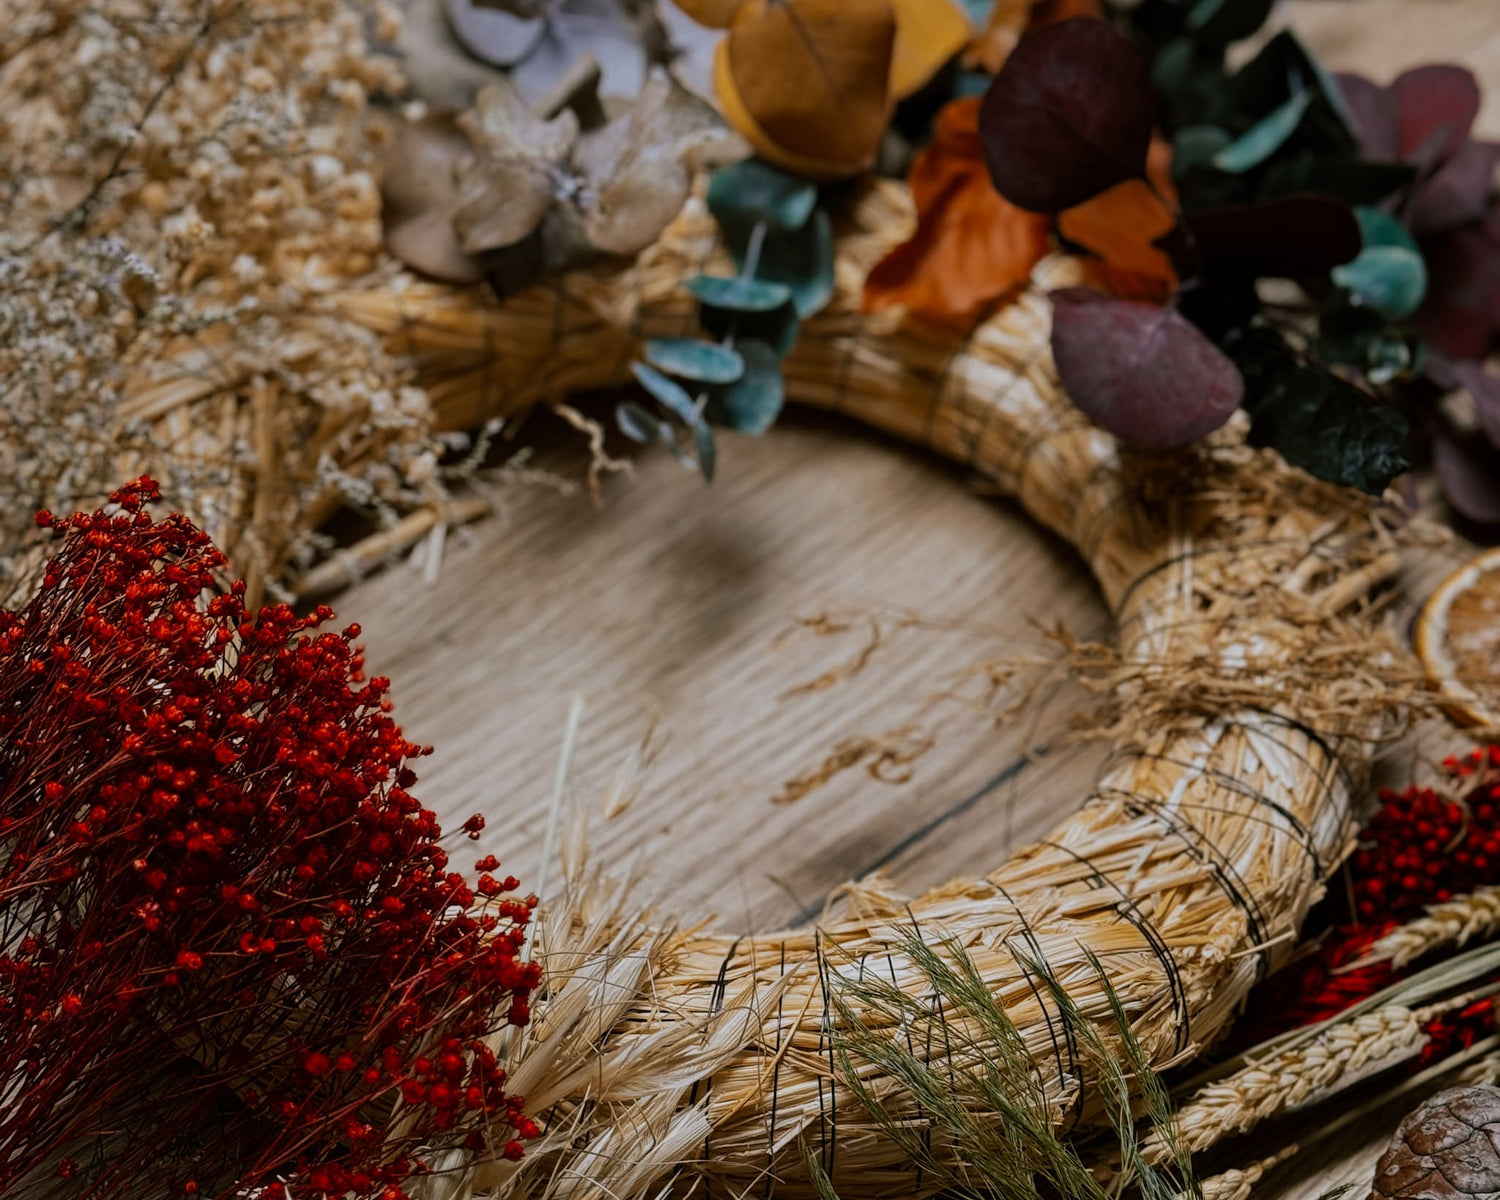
left=408, top=69, right=742, bottom=296
left=576, top=68, right=746, bottom=255
left=381, top=115, right=485, bottom=284
left=1369, top=1085, right=1500, bottom=1199
left=451, top=80, right=579, bottom=255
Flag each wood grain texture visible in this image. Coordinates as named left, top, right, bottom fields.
left=345, top=409, right=1110, bottom=932
left=332, top=3, right=1500, bottom=1194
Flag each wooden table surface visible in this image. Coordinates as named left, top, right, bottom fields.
left=337, top=3, right=1500, bottom=1195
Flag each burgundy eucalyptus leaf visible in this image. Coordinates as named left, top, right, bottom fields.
left=979, top=18, right=1154, bottom=213
left=1049, top=288, right=1244, bottom=448
left=1177, top=194, right=1361, bottom=278
left=1434, top=434, right=1500, bottom=527
left=1335, top=72, right=1399, bottom=162
left=1407, top=140, right=1500, bottom=235
left=1391, top=64, right=1481, bottom=164
left=1413, top=227, right=1500, bottom=360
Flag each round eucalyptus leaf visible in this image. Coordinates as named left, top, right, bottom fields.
left=644, top=338, right=746, bottom=385
left=1172, top=124, right=1232, bottom=178
left=707, top=340, right=785, bottom=435
left=774, top=209, right=834, bottom=318
left=1332, top=245, right=1428, bottom=320
left=1354, top=204, right=1420, bottom=253
left=707, top=159, right=818, bottom=234
left=980, top=18, right=1155, bottom=212
left=686, top=274, right=794, bottom=313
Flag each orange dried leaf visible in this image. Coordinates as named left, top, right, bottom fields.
left=888, top=0, right=972, bottom=100
left=1146, top=134, right=1177, bottom=205
left=715, top=0, right=895, bottom=180
left=863, top=96, right=1050, bottom=327
left=1057, top=137, right=1179, bottom=302
left=1057, top=180, right=1177, bottom=300
left=669, top=0, right=745, bottom=28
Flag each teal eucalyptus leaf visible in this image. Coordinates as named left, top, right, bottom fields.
left=699, top=297, right=800, bottom=356
left=707, top=159, right=818, bottom=234
left=1173, top=125, right=1233, bottom=177
left=725, top=210, right=835, bottom=319
left=1186, top=0, right=1275, bottom=50
left=1212, top=87, right=1313, bottom=172
left=631, top=361, right=703, bottom=428
left=1222, top=31, right=1357, bottom=146
left=692, top=420, right=717, bottom=481
left=1330, top=206, right=1428, bottom=320
left=686, top=274, right=794, bottom=313
left=1332, top=247, right=1427, bottom=320
left=1353, top=205, right=1420, bottom=253
left=644, top=337, right=745, bottom=384
left=616, top=401, right=664, bottom=443
left=706, top=340, right=784, bottom=435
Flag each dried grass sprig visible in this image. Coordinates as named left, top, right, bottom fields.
left=822, top=929, right=1195, bottom=1200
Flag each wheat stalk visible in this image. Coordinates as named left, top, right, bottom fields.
left=1194, top=1148, right=1299, bottom=1200
left=1358, top=885, right=1500, bottom=970
left=1145, top=1005, right=1423, bottom=1159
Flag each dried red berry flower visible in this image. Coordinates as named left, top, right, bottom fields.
left=1244, top=748, right=1500, bottom=1038
left=0, top=480, right=539, bottom=1198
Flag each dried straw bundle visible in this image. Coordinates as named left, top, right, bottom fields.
left=336, top=184, right=1419, bottom=1198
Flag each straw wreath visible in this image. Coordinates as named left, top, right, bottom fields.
left=324, top=181, right=1421, bottom=1198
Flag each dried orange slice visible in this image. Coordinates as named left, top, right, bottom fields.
left=1415, top=546, right=1500, bottom=728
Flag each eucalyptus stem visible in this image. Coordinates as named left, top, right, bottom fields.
left=693, top=217, right=771, bottom=421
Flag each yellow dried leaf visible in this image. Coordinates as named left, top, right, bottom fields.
left=888, top=0, right=972, bottom=100
left=714, top=0, right=895, bottom=180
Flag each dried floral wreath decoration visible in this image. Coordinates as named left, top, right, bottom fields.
left=8, top=2, right=1498, bottom=1199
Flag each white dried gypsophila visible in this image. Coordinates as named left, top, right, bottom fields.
left=0, top=0, right=449, bottom=599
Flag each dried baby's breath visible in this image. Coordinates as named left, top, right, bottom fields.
left=0, top=0, right=458, bottom=603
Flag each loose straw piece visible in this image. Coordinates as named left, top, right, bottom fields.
left=343, top=182, right=1417, bottom=1200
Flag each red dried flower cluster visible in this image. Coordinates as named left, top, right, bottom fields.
left=1243, top=747, right=1500, bottom=1037
left=0, top=480, right=539, bottom=1197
